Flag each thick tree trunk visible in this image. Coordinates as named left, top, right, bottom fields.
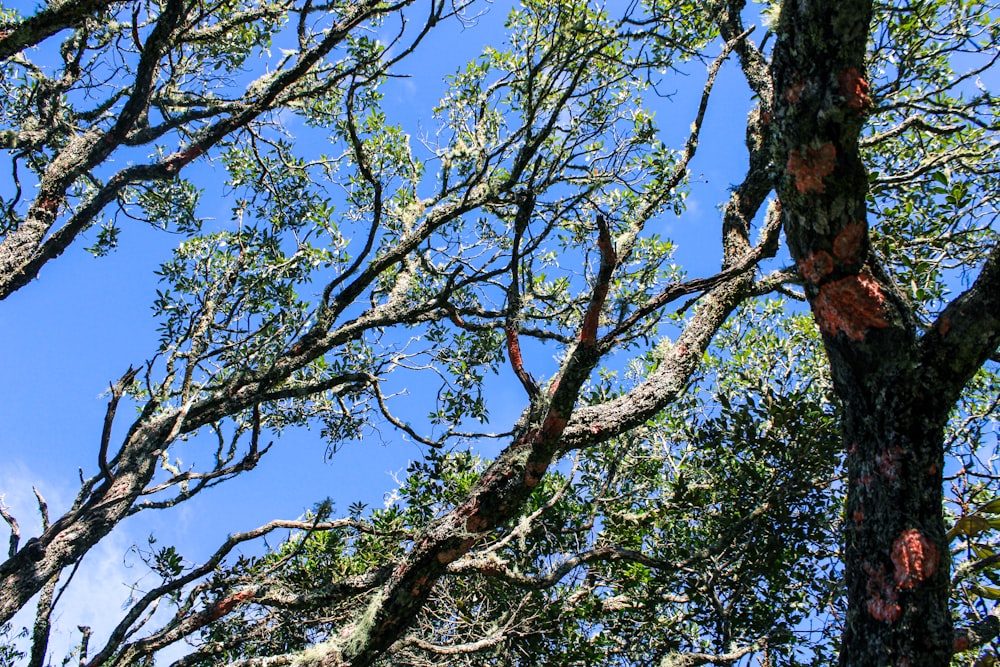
left=770, top=1, right=957, bottom=664
left=837, top=362, right=953, bottom=666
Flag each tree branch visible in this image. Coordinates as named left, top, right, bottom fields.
left=0, top=0, right=118, bottom=61
left=918, top=242, right=1000, bottom=412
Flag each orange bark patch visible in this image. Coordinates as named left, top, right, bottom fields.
left=204, top=588, right=255, bottom=622
left=839, top=68, right=871, bottom=110
left=876, top=446, right=903, bottom=482
left=35, top=196, right=61, bottom=217
left=437, top=538, right=476, bottom=565
left=505, top=326, right=525, bottom=369
left=865, top=563, right=901, bottom=623
left=857, top=473, right=873, bottom=491
left=785, top=77, right=806, bottom=104
left=954, top=635, right=971, bottom=653
left=524, top=461, right=549, bottom=488
left=165, top=145, right=205, bottom=175
left=787, top=143, right=837, bottom=194
left=867, top=595, right=901, bottom=624
left=410, top=573, right=430, bottom=595
left=465, top=513, right=488, bottom=533
left=833, top=220, right=866, bottom=264
left=541, top=410, right=568, bottom=436
left=891, top=529, right=939, bottom=589
left=798, top=250, right=834, bottom=283
left=813, top=273, right=889, bottom=341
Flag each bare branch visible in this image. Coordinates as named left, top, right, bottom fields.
left=0, top=500, right=19, bottom=558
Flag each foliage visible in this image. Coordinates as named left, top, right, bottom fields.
left=0, top=623, right=25, bottom=667
left=0, top=0, right=997, bottom=666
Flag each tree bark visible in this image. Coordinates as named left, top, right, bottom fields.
left=772, top=1, right=1000, bottom=665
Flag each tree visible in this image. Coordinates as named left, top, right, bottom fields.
left=770, top=0, right=1000, bottom=664
left=0, top=0, right=997, bottom=666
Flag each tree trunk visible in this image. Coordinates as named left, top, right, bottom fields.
left=837, top=362, right=953, bottom=666
left=770, top=1, right=955, bottom=664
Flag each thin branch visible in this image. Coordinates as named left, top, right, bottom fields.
left=954, top=604, right=1000, bottom=655
left=505, top=189, right=540, bottom=399
left=0, top=500, right=19, bottom=558
left=86, top=517, right=390, bottom=667
left=99, top=366, right=140, bottom=482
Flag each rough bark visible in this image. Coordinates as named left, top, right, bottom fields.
left=0, top=0, right=118, bottom=61
left=771, top=1, right=1000, bottom=665
left=0, top=414, right=176, bottom=624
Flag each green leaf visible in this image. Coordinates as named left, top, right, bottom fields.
left=977, top=498, right=1000, bottom=514
left=948, top=515, right=991, bottom=540
left=975, top=584, right=1000, bottom=600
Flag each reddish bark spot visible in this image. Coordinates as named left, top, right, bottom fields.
left=784, top=77, right=806, bottom=104
left=480, top=561, right=502, bottom=576
left=954, top=635, right=971, bottom=653
left=867, top=594, right=901, bottom=623
left=761, top=110, right=773, bottom=125
left=541, top=410, right=568, bottom=436
left=589, top=422, right=602, bottom=435
left=579, top=291, right=608, bottom=345
left=857, top=473, right=873, bottom=491
left=505, top=325, right=525, bottom=367
left=853, top=509, right=865, bottom=524
left=205, top=587, right=255, bottom=622
left=848, top=441, right=858, bottom=456
left=436, top=538, right=474, bottom=565
left=167, top=145, right=205, bottom=174
left=35, top=196, right=61, bottom=217
left=938, top=316, right=951, bottom=337
left=465, top=513, right=488, bottom=533
left=812, top=272, right=890, bottom=341
left=517, top=428, right=545, bottom=450
left=833, top=220, right=866, bottom=265
left=798, top=250, right=834, bottom=283
left=525, top=461, right=548, bottom=488
left=876, top=446, right=903, bottom=482
left=865, top=563, right=901, bottom=623
left=410, top=573, right=430, bottom=594
left=891, top=529, right=939, bottom=589
left=597, top=229, right=617, bottom=264
left=839, top=68, right=871, bottom=110
left=927, top=463, right=940, bottom=476
left=786, top=143, right=837, bottom=194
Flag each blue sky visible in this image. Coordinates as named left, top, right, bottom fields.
left=0, top=0, right=763, bottom=661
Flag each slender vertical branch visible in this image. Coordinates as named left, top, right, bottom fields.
left=99, top=366, right=140, bottom=482
left=0, top=502, right=19, bottom=558
left=505, top=189, right=539, bottom=398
